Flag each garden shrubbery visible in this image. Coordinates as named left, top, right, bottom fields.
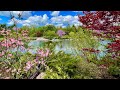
left=0, top=11, right=120, bottom=79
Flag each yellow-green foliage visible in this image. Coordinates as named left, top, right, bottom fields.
left=69, top=32, right=75, bottom=37
left=71, top=28, right=99, bottom=50
left=43, top=30, right=57, bottom=39
left=44, top=67, right=70, bottom=79
left=43, top=51, right=101, bottom=79
left=75, top=58, right=101, bottom=79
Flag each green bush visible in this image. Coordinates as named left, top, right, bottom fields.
left=69, top=32, right=75, bottom=37
left=43, top=30, right=57, bottom=39
left=44, top=67, right=70, bottom=79
left=43, top=52, right=78, bottom=79
left=63, top=25, right=76, bottom=33
left=43, top=51, right=101, bottom=79
left=44, top=25, right=57, bottom=32
left=74, top=59, right=101, bottom=79
left=108, top=66, right=120, bottom=77
left=61, top=35, right=69, bottom=39
left=70, top=28, right=99, bottom=52
left=28, top=27, right=44, bottom=37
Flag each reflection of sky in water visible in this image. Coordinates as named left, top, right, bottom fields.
left=97, top=40, right=111, bottom=59
left=54, top=39, right=111, bottom=59
left=54, top=45, right=80, bottom=55
left=28, top=48, right=38, bottom=54
left=10, top=39, right=111, bottom=59
left=28, top=40, right=44, bottom=48
left=11, top=46, right=27, bottom=53
left=54, top=40, right=80, bottom=55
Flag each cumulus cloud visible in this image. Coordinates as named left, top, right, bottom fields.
left=7, top=18, right=21, bottom=26
left=7, top=11, right=82, bottom=27
left=0, top=11, right=32, bottom=18
left=50, top=15, right=82, bottom=27
left=51, top=11, right=60, bottom=17
left=7, top=14, right=49, bottom=27
left=55, top=24, right=66, bottom=28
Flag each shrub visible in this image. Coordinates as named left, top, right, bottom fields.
left=35, top=31, right=43, bottom=37
left=45, top=25, right=57, bottom=32
left=43, top=51, right=102, bottom=79
left=57, top=30, right=66, bottom=37
left=108, top=65, right=120, bottom=78
left=44, top=67, right=70, bottom=79
left=74, top=59, right=101, bottom=79
left=71, top=28, right=99, bottom=51
left=43, top=52, right=78, bottom=79
left=69, top=32, right=75, bottom=37
left=43, top=30, right=57, bottom=39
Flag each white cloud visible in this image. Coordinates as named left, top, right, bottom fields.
left=51, top=11, right=60, bottom=17
left=55, top=23, right=63, bottom=27
left=7, top=14, right=49, bottom=27
left=0, top=11, right=32, bottom=18
left=55, top=24, right=66, bottom=28
left=50, top=15, right=82, bottom=27
left=7, top=11, right=82, bottom=28
left=7, top=18, right=20, bottom=25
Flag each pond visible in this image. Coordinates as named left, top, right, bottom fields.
left=11, top=39, right=111, bottom=60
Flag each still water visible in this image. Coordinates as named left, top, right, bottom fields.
left=11, top=39, right=111, bottom=59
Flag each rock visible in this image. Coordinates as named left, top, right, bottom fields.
left=36, top=37, right=49, bottom=42
left=36, top=72, right=45, bottom=79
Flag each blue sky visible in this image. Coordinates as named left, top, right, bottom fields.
left=0, top=11, right=84, bottom=27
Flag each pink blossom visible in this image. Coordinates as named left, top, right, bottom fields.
left=10, top=38, right=16, bottom=43
left=6, top=68, right=11, bottom=72
left=34, top=59, right=40, bottom=64
left=1, top=43, right=10, bottom=48
left=0, top=53, right=3, bottom=57
left=16, top=41, right=24, bottom=46
left=6, top=31, right=10, bottom=35
left=37, top=49, right=44, bottom=56
left=25, top=61, right=34, bottom=71
left=57, top=30, right=66, bottom=37
left=41, top=60, right=45, bottom=65
left=37, top=48, right=50, bottom=57
left=12, top=44, right=17, bottom=48
left=8, top=54, right=12, bottom=57
left=45, top=49, right=50, bottom=57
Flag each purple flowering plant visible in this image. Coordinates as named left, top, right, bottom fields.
left=57, top=30, right=66, bottom=37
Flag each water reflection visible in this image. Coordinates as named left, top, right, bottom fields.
left=11, top=39, right=111, bottom=59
